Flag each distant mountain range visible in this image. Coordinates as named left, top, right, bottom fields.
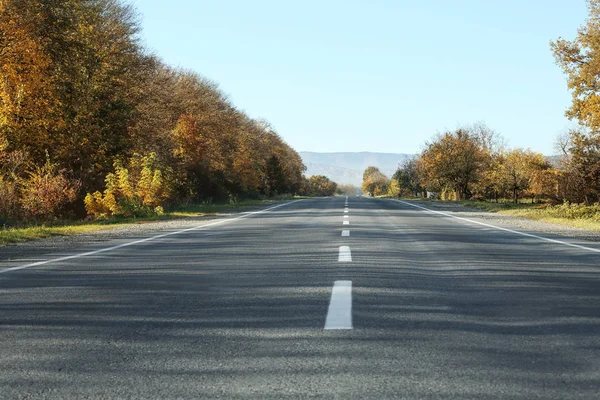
left=299, top=152, right=415, bottom=186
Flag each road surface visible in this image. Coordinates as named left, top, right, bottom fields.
left=1, top=197, right=600, bottom=399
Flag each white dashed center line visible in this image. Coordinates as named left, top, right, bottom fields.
left=325, top=280, right=353, bottom=330
left=338, top=246, right=352, bottom=262
left=326, top=201, right=353, bottom=329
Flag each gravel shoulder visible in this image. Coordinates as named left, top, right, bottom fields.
left=0, top=203, right=274, bottom=264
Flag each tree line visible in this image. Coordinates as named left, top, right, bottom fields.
left=0, top=0, right=313, bottom=223
left=380, top=124, right=558, bottom=204
left=365, top=0, right=600, bottom=206
left=364, top=120, right=596, bottom=205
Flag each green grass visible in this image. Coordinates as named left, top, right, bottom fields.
left=0, top=197, right=303, bottom=246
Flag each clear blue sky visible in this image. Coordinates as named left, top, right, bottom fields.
left=130, top=0, right=587, bottom=155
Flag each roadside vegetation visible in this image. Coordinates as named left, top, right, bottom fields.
left=458, top=201, right=600, bottom=231
left=0, top=197, right=309, bottom=245
left=359, top=1, right=600, bottom=232
left=0, top=0, right=341, bottom=243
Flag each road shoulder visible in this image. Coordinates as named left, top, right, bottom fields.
left=388, top=198, right=600, bottom=244
left=0, top=202, right=290, bottom=264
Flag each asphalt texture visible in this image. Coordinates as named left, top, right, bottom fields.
left=1, top=196, right=600, bottom=399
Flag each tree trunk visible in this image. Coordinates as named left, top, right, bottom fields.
left=513, top=188, right=518, bottom=204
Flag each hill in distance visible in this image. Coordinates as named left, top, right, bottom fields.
left=299, top=151, right=415, bottom=186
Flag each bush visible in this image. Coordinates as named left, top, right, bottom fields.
left=0, top=176, right=21, bottom=224
left=85, top=153, right=174, bottom=219
left=19, top=159, right=80, bottom=221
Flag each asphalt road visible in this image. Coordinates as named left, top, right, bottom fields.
left=1, top=196, right=600, bottom=399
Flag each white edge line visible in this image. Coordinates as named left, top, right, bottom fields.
left=393, top=199, right=600, bottom=254
left=324, top=280, right=353, bottom=330
left=0, top=199, right=304, bottom=274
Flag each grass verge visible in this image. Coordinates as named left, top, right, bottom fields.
left=0, top=197, right=300, bottom=246
left=458, top=200, right=600, bottom=232
left=385, top=197, right=600, bottom=232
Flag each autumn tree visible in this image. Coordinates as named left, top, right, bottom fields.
left=362, top=166, right=388, bottom=196
left=0, top=1, right=57, bottom=155
left=392, top=159, right=422, bottom=197
left=302, top=175, right=337, bottom=196
left=0, top=0, right=152, bottom=193
left=497, top=149, right=553, bottom=204
left=263, top=155, right=285, bottom=196
left=0, top=0, right=307, bottom=222
left=418, top=128, right=488, bottom=200
left=551, top=0, right=600, bottom=134
left=558, top=128, right=600, bottom=204
left=256, top=121, right=305, bottom=196
left=551, top=0, right=600, bottom=203
left=528, top=157, right=559, bottom=203
left=387, top=179, right=401, bottom=197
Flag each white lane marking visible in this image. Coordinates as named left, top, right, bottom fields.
left=0, top=200, right=304, bottom=275
left=343, top=220, right=350, bottom=225
left=325, top=280, right=353, bottom=330
left=394, top=199, right=600, bottom=254
left=343, top=215, right=349, bottom=219
left=338, top=246, right=352, bottom=262
left=344, top=209, right=349, bottom=213
left=342, top=230, right=350, bottom=237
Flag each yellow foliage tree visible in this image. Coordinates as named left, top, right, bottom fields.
left=362, top=166, right=388, bottom=196
left=551, top=0, right=600, bottom=134
left=387, top=179, right=401, bottom=197
left=418, top=128, right=488, bottom=200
